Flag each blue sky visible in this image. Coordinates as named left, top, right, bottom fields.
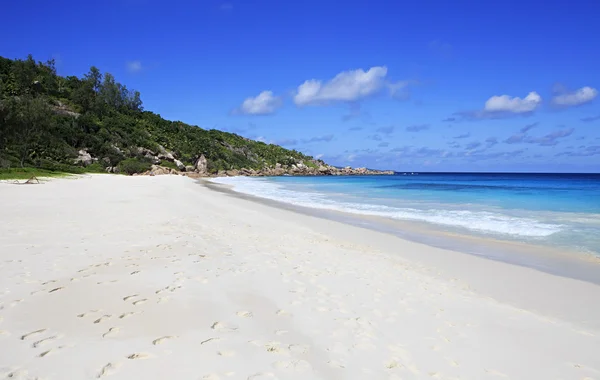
left=3, top=0, right=600, bottom=172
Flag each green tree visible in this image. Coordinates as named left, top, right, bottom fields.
left=3, top=96, right=52, bottom=167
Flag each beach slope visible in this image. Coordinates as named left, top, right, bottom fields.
left=0, top=175, right=599, bottom=379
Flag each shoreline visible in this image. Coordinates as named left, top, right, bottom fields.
left=1, top=174, right=599, bottom=379
left=200, top=178, right=600, bottom=331
left=203, top=179, right=600, bottom=286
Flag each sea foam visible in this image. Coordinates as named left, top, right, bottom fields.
left=211, top=177, right=563, bottom=238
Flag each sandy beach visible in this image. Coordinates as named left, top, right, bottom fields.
left=1, top=174, right=599, bottom=380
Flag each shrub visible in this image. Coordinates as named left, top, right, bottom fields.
left=85, top=162, right=104, bottom=173
left=159, top=160, right=178, bottom=170
left=117, top=158, right=151, bottom=175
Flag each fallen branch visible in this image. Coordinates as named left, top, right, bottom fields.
left=11, top=175, right=41, bottom=185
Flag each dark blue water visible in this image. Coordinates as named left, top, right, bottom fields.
left=213, top=173, right=600, bottom=256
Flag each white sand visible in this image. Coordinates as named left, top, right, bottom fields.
left=1, top=174, right=599, bottom=380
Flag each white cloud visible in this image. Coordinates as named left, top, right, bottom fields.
left=552, top=86, right=597, bottom=107
left=126, top=60, right=143, bottom=73
left=293, top=66, right=389, bottom=106
left=484, top=91, right=542, bottom=114
left=236, top=90, right=282, bottom=115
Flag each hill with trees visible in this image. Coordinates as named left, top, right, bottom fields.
left=0, top=55, right=393, bottom=178
left=0, top=55, right=332, bottom=176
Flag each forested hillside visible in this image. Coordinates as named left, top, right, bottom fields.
left=0, top=55, right=321, bottom=175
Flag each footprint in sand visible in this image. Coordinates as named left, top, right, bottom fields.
left=10, top=299, right=23, bottom=307
left=122, top=294, right=138, bottom=301
left=119, top=312, right=138, bottom=319
left=3, top=369, right=30, bottom=378
left=130, top=271, right=141, bottom=275
left=78, top=309, right=103, bottom=318
left=201, top=337, right=221, bottom=345
left=236, top=311, right=253, bottom=318
left=211, top=322, right=237, bottom=333
left=153, top=336, right=177, bottom=345
left=21, top=329, right=47, bottom=341
left=32, top=335, right=59, bottom=348
left=102, top=327, right=120, bottom=338
left=385, top=359, right=402, bottom=369
left=97, top=362, right=122, bottom=378
left=39, top=346, right=64, bottom=358
left=94, top=315, right=112, bottom=324
left=265, top=342, right=286, bottom=354
left=132, top=299, right=148, bottom=306
left=127, top=352, right=153, bottom=360
left=288, top=344, right=309, bottom=354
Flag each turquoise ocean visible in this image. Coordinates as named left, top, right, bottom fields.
left=212, top=173, right=600, bottom=260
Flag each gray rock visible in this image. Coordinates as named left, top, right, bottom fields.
left=74, top=149, right=94, bottom=166
left=111, top=144, right=124, bottom=155
left=157, top=145, right=175, bottom=161
left=195, top=155, right=208, bottom=174
left=149, top=165, right=170, bottom=176
left=174, top=159, right=185, bottom=170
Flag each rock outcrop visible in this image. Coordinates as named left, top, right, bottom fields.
left=132, top=150, right=393, bottom=178
left=145, top=165, right=180, bottom=176
left=195, top=155, right=208, bottom=174
left=139, top=158, right=393, bottom=178
left=157, top=145, right=175, bottom=161
left=137, top=147, right=161, bottom=164
left=73, top=149, right=95, bottom=166
left=174, top=159, right=185, bottom=171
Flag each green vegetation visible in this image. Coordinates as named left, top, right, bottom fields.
left=159, top=160, right=179, bottom=171
left=0, top=167, right=74, bottom=180
left=117, top=157, right=152, bottom=175
left=0, top=55, right=323, bottom=176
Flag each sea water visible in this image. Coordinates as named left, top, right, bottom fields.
left=211, top=173, right=600, bottom=258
